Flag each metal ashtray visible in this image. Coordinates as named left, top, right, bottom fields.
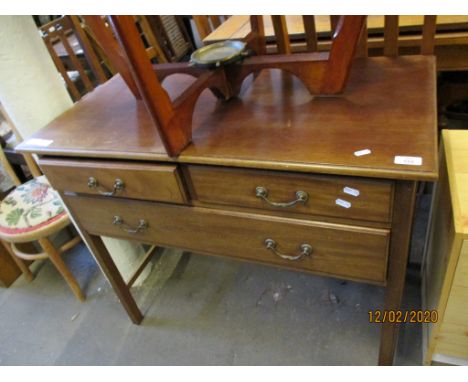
left=190, top=40, right=249, bottom=69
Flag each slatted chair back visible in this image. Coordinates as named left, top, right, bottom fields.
left=142, top=16, right=193, bottom=62
left=382, top=15, right=437, bottom=57
left=39, top=16, right=108, bottom=101
left=134, top=16, right=169, bottom=63
left=258, top=16, right=350, bottom=54
left=193, top=16, right=230, bottom=40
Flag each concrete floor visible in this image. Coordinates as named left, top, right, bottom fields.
left=0, top=195, right=430, bottom=365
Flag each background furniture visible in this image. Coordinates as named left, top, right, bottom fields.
left=0, top=106, right=84, bottom=301
left=422, top=130, right=468, bottom=365
left=0, top=104, right=41, bottom=185
left=192, top=16, right=231, bottom=41
left=203, top=15, right=468, bottom=70
left=39, top=16, right=109, bottom=101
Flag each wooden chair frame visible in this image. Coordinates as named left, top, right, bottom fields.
left=40, top=16, right=108, bottom=101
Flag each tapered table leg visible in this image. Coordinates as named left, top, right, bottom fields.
left=378, top=181, right=417, bottom=365
left=80, top=232, right=143, bottom=324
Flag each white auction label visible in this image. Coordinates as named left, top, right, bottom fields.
left=335, top=198, right=352, bottom=209
left=343, top=186, right=360, bottom=197
left=25, top=138, right=53, bottom=147
left=354, top=149, right=371, bottom=157
left=394, top=156, right=423, bottom=166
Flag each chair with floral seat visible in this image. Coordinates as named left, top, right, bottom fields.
left=0, top=105, right=84, bottom=301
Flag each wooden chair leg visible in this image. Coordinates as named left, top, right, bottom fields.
left=38, top=237, right=85, bottom=301
left=1, top=240, right=34, bottom=281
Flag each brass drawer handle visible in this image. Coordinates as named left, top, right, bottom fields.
left=88, top=177, right=125, bottom=196
left=264, top=238, right=312, bottom=261
left=112, top=216, right=148, bottom=234
left=255, top=186, right=308, bottom=208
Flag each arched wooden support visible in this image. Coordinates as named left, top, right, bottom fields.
left=227, top=15, right=366, bottom=95
left=103, top=15, right=366, bottom=156
left=109, top=16, right=230, bottom=156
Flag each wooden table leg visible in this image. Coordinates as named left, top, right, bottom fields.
left=80, top=231, right=144, bottom=324
left=59, top=191, right=143, bottom=324
left=378, top=180, right=417, bottom=365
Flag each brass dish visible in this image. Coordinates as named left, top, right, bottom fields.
left=190, top=40, right=248, bottom=69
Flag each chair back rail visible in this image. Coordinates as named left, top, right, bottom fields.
left=193, top=16, right=229, bottom=40
left=134, top=16, right=169, bottom=63
left=39, top=16, right=107, bottom=101
left=250, top=15, right=439, bottom=58
left=69, top=16, right=108, bottom=84
left=381, top=15, right=438, bottom=56
left=263, top=15, right=361, bottom=55
left=81, top=16, right=142, bottom=99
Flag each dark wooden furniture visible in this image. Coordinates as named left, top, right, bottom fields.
left=40, top=16, right=108, bottom=101
left=204, top=15, right=468, bottom=71
left=193, top=16, right=230, bottom=41
left=18, top=53, right=437, bottom=365
left=101, top=15, right=366, bottom=157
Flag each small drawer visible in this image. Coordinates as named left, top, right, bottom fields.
left=39, top=158, right=187, bottom=204
left=64, top=195, right=390, bottom=284
left=187, top=165, right=393, bottom=222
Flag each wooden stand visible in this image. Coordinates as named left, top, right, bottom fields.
left=85, top=15, right=366, bottom=156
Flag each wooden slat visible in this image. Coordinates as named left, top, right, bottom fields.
left=193, top=16, right=212, bottom=40
left=422, top=15, right=437, bottom=55
left=42, top=36, right=81, bottom=101
left=159, top=16, right=191, bottom=61
left=57, top=28, right=94, bottom=92
left=82, top=16, right=141, bottom=99
left=271, top=15, right=291, bottom=54
left=384, top=16, right=399, bottom=56
left=356, top=21, right=368, bottom=57
left=69, top=16, right=107, bottom=84
left=209, top=16, right=222, bottom=28
left=250, top=15, right=266, bottom=55
left=302, top=15, right=317, bottom=52
left=136, top=16, right=168, bottom=63
left=330, top=15, right=341, bottom=34
left=109, top=15, right=188, bottom=156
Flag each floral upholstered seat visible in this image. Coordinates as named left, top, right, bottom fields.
left=0, top=175, right=68, bottom=240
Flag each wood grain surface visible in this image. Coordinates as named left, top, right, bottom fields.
left=39, top=158, right=187, bottom=204
left=187, top=165, right=393, bottom=222
left=64, top=194, right=389, bottom=284
left=17, top=56, right=437, bottom=181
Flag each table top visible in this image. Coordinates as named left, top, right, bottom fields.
left=204, top=15, right=468, bottom=43
left=18, top=56, right=437, bottom=181
left=443, top=130, right=468, bottom=234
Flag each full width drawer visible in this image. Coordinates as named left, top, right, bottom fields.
left=64, top=195, right=390, bottom=284
left=39, top=158, right=187, bottom=204
left=186, top=165, right=394, bottom=222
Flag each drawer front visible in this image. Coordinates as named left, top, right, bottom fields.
left=64, top=195, right=389, bottom=283
left=187, top=165, right=394, bottom=222
left=39, top=158, right=187, bottom=204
